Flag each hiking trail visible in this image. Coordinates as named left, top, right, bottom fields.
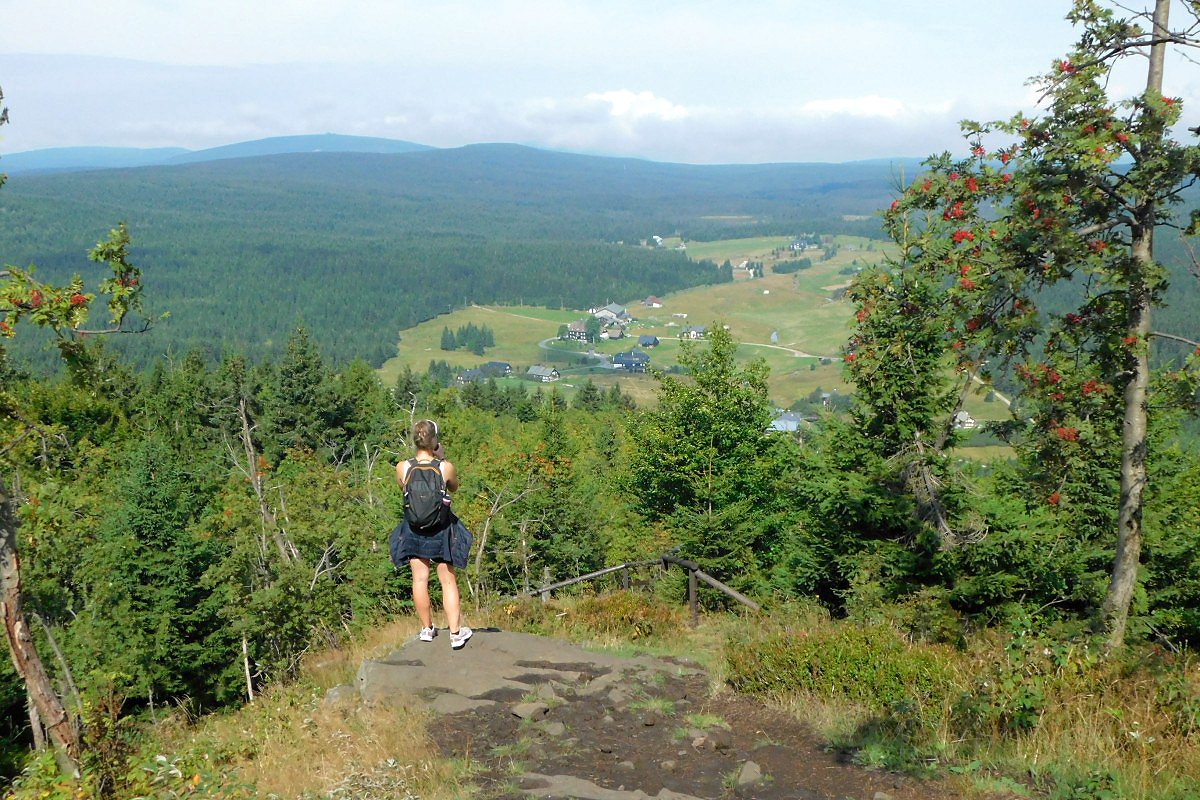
left=354, top=629, right=970, bottom=800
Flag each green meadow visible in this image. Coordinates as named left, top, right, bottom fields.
left=378, top=233, right=1017, bottom=457
left=379, top=235, right=877, bottom=407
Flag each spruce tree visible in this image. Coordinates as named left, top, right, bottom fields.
left=262, top=326, right=344, bottom=459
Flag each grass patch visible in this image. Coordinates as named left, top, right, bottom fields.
left=1, top=618, right=470, bottom=800
left=490, top=736, right=535, bottom=761
left=683, top=713, right=729, bottom=731
left=80, top=679, right=463, bottom=800
left=677, top=236, right=794, bottom=263
left=629, top=696, right=677, bottom=716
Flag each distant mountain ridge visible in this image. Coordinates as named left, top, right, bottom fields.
left=0, top=146, right=192, bottom=174
left=1, top=134, right=433, bottom=174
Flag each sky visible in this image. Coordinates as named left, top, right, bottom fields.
left=2, top=1, right=1199, bottom=164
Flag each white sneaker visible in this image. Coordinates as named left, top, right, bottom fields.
left=418, top=626, right=437, bottom=642
left=450, top=626, right=473, bottom=649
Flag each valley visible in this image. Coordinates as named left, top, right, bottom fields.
left=379, top=232, right=1013, bottom=454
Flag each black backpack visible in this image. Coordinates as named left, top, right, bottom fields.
left=404, top=458, right=450, bottom=531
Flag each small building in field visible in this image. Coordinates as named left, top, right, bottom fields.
left=592, top=304, right=630, bottom=328
left=526, top=365, right=560, bottom=383
left=613, top=349, right=650, bottom=373
left=565, top=320, right=589, bottom=340
left=638, top=335, right=660, bottom=348
left=680, top=325, right=707, bottom=340
left=456, top=368, right=485, bottom=385
left=952, top=410, right=978, bottom=430
left=482, top=361, right=512, bottom=377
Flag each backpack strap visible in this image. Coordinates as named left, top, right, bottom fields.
left=403, top=458, right=442, bottom=486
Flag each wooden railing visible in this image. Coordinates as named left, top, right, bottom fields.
left=525, top=552, right=760, bottom=627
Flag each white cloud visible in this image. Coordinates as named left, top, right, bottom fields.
left=585, top=90, right=690, bottom=123
left=800, top=96, right=909, bottom=120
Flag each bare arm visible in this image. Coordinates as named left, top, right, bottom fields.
left=440, top=459, right=459, bottom=493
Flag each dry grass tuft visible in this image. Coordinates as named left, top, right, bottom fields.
left=300, top=617, right=414, bottom=689
left=953, top=649, right=1200, bottom=798
left=243, top=693, right=455, bottom=799
left=148, top=626, right=468, bottom=799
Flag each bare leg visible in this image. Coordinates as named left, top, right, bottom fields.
left=437, top=562, right=461, bottom=632
left=410, top=558, right=433, bottom=629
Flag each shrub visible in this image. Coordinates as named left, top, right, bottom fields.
left=494, top=596, right=565, bottom=635
left=725, top=623, right=956, bottom=728
left=573, top=590, right=684, bottom=640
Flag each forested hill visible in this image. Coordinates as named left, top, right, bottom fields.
left=0, top=142, right=907, bottom=366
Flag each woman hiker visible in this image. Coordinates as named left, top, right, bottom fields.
left=392, top=418, right=473, bottom=649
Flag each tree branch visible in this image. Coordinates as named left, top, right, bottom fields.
left=73, top=318, right=153, bottom=336
left=1149, top=330, right=1200, bottom=348
left=1075, top=218, right=1126, bottom=238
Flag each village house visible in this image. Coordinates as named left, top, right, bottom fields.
left=565, top=320, right=589, bottom=340
left=680, top=325, right=707, bottom=340
left=638, top=334, right=660, bottom=348
left=526, top=365, right=560, bottom=382
left=643, top=296, right=663, bottom=308
left=482, top=361, right=512, bottom=377
left=613, top=348, right=650, bottom=373
left=592, top=308, right=620, bottom=326
left=789, top=234, right=818, bottom=251
left=455, top=368, right=485, bottom=385
left=591, top=302, right=631, bottom=327
left=952, top=410, right=979, bottom=430
left=769, top=411, right=806, bottom=434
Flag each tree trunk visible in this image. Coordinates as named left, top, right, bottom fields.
left=27, top=694, right=45, bottom=751
left=1103, top=249, right=1151, bottom=648
left=242, top=634, right=255, bottom=704
left=1100, top=0, right=1168, bottom=649
left=0, top=477, right=80, bottom=774
left=237, top=396, right=295, bottom=564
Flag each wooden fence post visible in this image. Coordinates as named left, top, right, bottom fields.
left=688, top=569, right=698, bottom=628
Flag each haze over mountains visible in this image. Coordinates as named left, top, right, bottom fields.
left=1, top=133, right=913, bottom=175
left=1, top=134, right=436, bottom=174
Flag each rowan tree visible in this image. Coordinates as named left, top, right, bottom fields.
left=867, top=0, right=1200, bottom=647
